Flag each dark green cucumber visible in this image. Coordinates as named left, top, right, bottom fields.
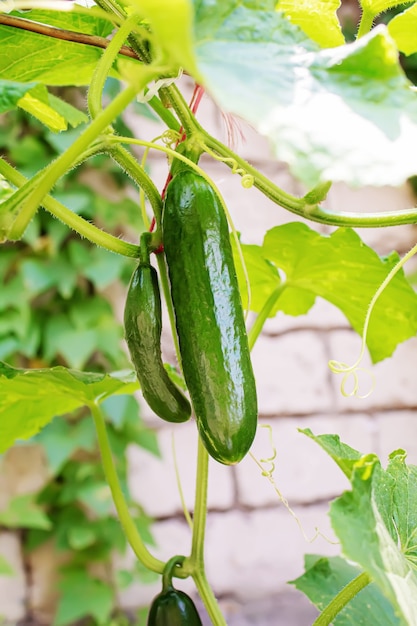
left=124, top=258, right=191, bottom=423
left=147, top=587, right=202, bottom=626
left=162, top=170, right=258, bottom=464
left=147, top=556, right=202, bottom=626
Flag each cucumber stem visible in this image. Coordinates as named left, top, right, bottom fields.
left=90, top=401, right=165, bottom=574
left=312, top=571, right=371, bottom=625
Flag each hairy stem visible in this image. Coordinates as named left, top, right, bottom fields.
left=0, top=157, right=140, bottom=256
left=90, top=401, right=165, bottom=574
left=10, top=66, right=160, bottom=238
left=357, top=11, right=374, bottom=38
left=106, top=143, right=163, bottom=224
left=312, top=572, right=371, bottom=625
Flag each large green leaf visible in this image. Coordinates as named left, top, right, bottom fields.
left=0, top=6, right=135, bottom=86
left=0, top=361, right=138, bottom=453
left=54, top=569, right=113, bottom=626
left=241, top=223, right=417, bottom=363
left=330, top=451, right=417, bottom=625
left=194, top=2, right=417, bottom=186
left=290, top=554, right=400, bottom=625
left=0, top=494, right=52, bottom=530
left=304, top=432, right=417, bottom=624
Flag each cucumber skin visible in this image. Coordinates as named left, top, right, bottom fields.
left=124, top=263, right=191, bottom=423
left=147, top=588, right=202, bottom=626
left=163, top=171, right=258, bottom=464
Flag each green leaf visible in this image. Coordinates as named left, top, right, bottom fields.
left=0, top=26, right=105, bottom=87
left=0, top=80, right=87, bottom=131
left=388, top=5, right=417, bottom=56
left=10, top=8, right=114, bottom=37
left=194, top=4, right=417, bottom=186
left=131, top=0, right=202, bottom=79
left=330, top=453, right=417, bottom=625
left=276, top=0, right=344, bottom=47
left=54, top=569, right=113, bottom=626
left=262, top=224, right=417, bottom=363
left=290, top=554, right=400, bottom=625
left=0, top=493, right=52, bottom=530
left=0, top=361, right=138, bottom=453
left=300, top=428, right=362, bottom=479
left=232, top=241, right=283, bottom=314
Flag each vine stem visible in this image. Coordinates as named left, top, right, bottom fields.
left=188, top=439, right=227, bottom=626
left=90, top=401, right=165, bottom=574
left=88, top=14, right=139, bottom=119
left=0, top=157, right=140, bottom=257
left=312, top=571, right=371, bottom=625
left=248, top=283, right=287, bottom=351
left=10, top=64, right=162, bottom=239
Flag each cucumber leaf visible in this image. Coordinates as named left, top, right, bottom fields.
left=302, top=432, right=417, bottom=625
left=238, top=223, right=417, bottom=363
left=193, top=3, right=417, bottom=187
left=0, top=361, right=138, bottom=453
left=290, top=555, right=400, bottom=625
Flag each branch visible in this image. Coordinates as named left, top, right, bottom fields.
left=0, top=13, right=140, bottom=60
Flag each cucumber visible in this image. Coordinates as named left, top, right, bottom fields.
left=162, top=169, right=258, bottom=464
left=124, top=239, right=191, bottom=423
left=147, top=556, right=202, bottom=626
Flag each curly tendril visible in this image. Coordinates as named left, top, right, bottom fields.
left=201, top=143, right=254, bottom=188
left=250, top=425, right=338, bottom=545
left=329, top=240, right=417, bottom=398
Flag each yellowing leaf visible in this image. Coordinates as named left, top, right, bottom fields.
left=18, top=91, right=67, bottom=132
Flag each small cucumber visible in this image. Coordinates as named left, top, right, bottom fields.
left=147, top=556, right=202, bottom=626
left=124, top=240, right=191, bottom=423
left=162, top=169, right=257, bottom=464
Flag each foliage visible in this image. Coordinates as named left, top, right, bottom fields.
left=1, top=0, right=417, bottom=624
left=0, top=108, right=158, bottom=625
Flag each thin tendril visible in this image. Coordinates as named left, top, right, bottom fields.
left=201, top=142, right=254, bottom=188
left=329, top=241, right=417, bottom=397
left=171, top=433, right=193, bottom=531
left=250, top=425, right=339, bottom=546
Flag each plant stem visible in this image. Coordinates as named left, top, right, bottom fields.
left=312, top=571, right=371, bottom=626
left=0, top=157, right=140, bottom=257
left=202, top=134, right=417, bottom=229
left=90, top=401, right=165, bottom=574
left=106, top=143, right=163, bottom=224
left=88, top=14, right=139, bottom=119
left=248, top=283, right=287, bottom=351
left=187, top=438, right=226, bottom=625
left=10, top=67, right=159, bottom=239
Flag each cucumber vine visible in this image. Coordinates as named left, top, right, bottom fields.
left=2, top=1, right=417, bottom=625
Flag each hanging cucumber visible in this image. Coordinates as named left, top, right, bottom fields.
left=162, top=165, right=258, bottom=464
left=124, top=233, right=191, bottom=423
left=147, top=556, right=202, bottom=626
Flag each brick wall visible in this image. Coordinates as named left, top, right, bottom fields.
left=1, top=82, right=417, bottom=625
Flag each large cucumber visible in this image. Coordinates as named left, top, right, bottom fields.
left=124, top=250, right=191, bottom=423
left=162, top=170, right=257, bottom=464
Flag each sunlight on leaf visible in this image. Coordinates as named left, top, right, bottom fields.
left=276, top=0, right=344, bottom=47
